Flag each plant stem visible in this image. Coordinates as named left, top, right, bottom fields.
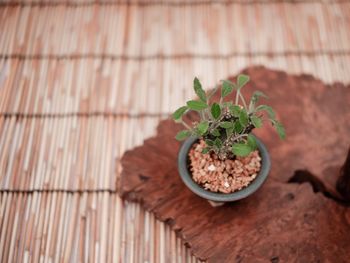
left=181, top=120, right=192, bottom=130
left=233, top=134, right=248, bottom=141
left=235, top=90, right=239, bottom=105
left=239, top=93, right=248, bottom=109
left=199, top=111, right=204, bottom=120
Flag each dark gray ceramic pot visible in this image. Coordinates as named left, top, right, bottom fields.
left=178, top=135, right=271, bottom=202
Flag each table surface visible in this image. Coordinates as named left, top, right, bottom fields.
left=0, top=1, right=350, bottom=262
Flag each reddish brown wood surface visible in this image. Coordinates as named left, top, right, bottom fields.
left=118, top=66, right=350, bottom=262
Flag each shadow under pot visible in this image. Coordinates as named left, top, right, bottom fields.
left=177, top=135, right=271, bottom=205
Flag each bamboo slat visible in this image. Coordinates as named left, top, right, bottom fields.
left=0, top=3, right=349, bottom=56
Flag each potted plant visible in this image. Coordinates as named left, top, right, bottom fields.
left=173, top=75, right=285, bottom=205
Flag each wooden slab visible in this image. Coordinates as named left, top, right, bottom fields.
left=119, top=66, right=350, bottom=262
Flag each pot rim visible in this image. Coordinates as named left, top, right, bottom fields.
left=177, top=135, right=271, bottom=202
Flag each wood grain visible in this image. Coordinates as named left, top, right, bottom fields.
left=119, top=66, right=350, bottom=262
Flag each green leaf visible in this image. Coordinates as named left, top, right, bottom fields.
left=251, top=115, right=263, bottom=128
left=197, top=121, right=209, bottom=135
left=192, top=129, right=202, bottom=137
left=237, top=74, right=250, bottom=89
left=249, top=91, right=268, bottom=111
left=232, top=143, right=253, bottom=157
left=214, top=138, right=222, bottom=149
left=221, top=80, right=235, bottom=98
left=229, top=105, right=241, bottom=117
left=193, top=77, right=207, bottom=103
left=256, top=105, right=276, bottom=119
left=251, top=90, right=268, bottom=101
left=226, top=127, right=234, bottom=138
left=247, top=134, right=257, bottom=150
left=205, top=139, right=214, bottom=146
left=172, top=106, right=188, bottom=121
left=219, top=121, right=233, bottom=129
left=211, top=103, right=221, bottom=120
left=239, top=109, right=249, bottom=126
left=202, top=148, right=210, bottom=154
left=175, top=130, right=191, bottom=141
left=211, top=129, right=221, bottom=137
left=273, top=120, right=286, bottom=140
left=234, top=121, right=244, bottom=133
left=186, top=100, right=208, bottom=111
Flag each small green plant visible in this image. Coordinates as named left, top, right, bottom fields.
left=172, top=75, right=285, bottom=160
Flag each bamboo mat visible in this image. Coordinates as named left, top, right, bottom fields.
left=1, top=3, right=350, bottom=56
left=0, top=116, right=161, bottom=190
left=0, top=56, right=349, bottom=115
left=0, top=193, right=197, bottom=262
left=0, top=1, right=349, bottom=262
